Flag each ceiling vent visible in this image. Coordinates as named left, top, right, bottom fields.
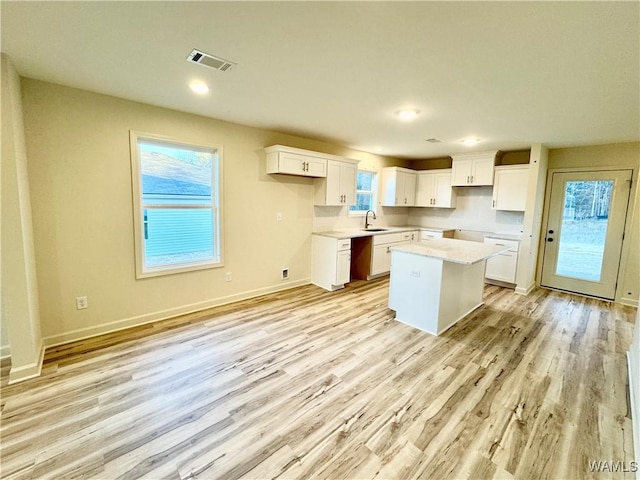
left=187, top=49, right=235, bottom=72
left=425, top=138, right=442, bottom=143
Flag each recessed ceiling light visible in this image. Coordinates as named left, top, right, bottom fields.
left=397, top=109, right=419, bottom=121
left=189, top=82, right=209, bottom=95
left=461, top=138, right=480, bottom=146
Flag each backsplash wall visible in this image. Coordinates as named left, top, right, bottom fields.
left=407, top=186, right=525, bottom=235
left=313, top=206, right=409, bottom=232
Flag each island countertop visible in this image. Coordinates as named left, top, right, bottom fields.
left=390, top=238, right=510, bottom=265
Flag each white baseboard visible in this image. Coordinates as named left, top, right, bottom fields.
left=8, top=342, right=45, bottom=384
left=620, top=298, right=639, bottom=308
left=626, top=350, right=640, bottom=480
left=1, top=344, right=11, bottom=360
left=43, top=279, right=311, bottom=349
left=515, top=283, right=535, bottom=296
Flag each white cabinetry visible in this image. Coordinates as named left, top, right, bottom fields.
left=315, top=159, right=358, bottom=206
left=312, top=236, right=351, bottom=291
left=380, top=167, right=416, bottom=206
left=451, top=151, right=497, bottom=186
left=265, top=145, right=327, bottom=177
left=415, top=170, right=457, bottom=208
left=370, top=231, right=413, bottom=276
left=419, top=229, right=455, bottom=241
left=484, top=237, right=519, bottom=284
left=492, top=165, right=529, bottom=211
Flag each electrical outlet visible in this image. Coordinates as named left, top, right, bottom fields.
left=282, top=268, right=289, bottom=280
left=76, top=296, right=88, bottom=310
left=276, top=212, right=282, bottom=221
left=225, top=272, right=232, bottom=282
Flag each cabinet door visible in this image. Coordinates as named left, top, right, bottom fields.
left=433, top=172, right=456, bottom=208
left=336, top=250, right=351, bottom=285
left=484, top=238, right=518, bottom=283
left=451, top=159, right=472, bottom=186
left=279, top=152, right=306, bottom=175
left=324, top=161, right=343, bottom=205
left=485, top=252, right=517, bottom=283
left=371, top=244, right=391, bottom=275
left=380, top=169, right=398, bottom=206
left=492, top=167, right=528, bottom=211
left=306, top=157, right=327, bottom=177
left=402, top=172, right=416, bottom=206
left=470, top=157, right=495, bottom=186
left=416, top=173, right=436, bottom=206
left=341, top=162, right=357, bottom=206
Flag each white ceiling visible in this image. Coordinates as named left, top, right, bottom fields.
left=2, top=1, right=638, bottom=159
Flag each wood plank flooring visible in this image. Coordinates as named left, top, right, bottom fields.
left=0, top=279, right=637, bottom=479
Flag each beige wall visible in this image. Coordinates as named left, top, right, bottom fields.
left=20, top=79, right=401, bottom=345
left=545, top=142, right=640, bottom=305
left=1, top=55, right=43, bottom=378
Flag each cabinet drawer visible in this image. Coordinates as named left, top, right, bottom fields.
left=373, top=232, right=405, bottom=245
left=336, top=239, right=351, bottom=251
left=420, top=230, right=444, bottom=241
left=484, top=237, right=519, bottom=252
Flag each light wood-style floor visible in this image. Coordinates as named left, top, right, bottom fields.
left=1, top=279, right=637, bottom=480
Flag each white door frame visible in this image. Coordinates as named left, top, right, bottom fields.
left=537, top=167, right=636, bottom=303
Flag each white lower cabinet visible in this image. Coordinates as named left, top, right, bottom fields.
left=312, top=235, right=351, bottom=291
left=370, top=231, right=413, bottom=276
left=419, top=229, right=454, bottom=241
left=484, top=237, right=519, bottom=284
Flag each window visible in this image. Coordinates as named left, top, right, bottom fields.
left=130, top=132, right=222, bottom=278
left=349, top=169, right=378, bottom=215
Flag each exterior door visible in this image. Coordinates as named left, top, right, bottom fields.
left=540, top=169, right=632, bottom=300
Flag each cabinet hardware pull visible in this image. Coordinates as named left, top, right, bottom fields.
left=467, top=175, right=470, bottom=183
left=492, top=200, right=495, bottom=207
left=471, top=175, right=474, bottom=183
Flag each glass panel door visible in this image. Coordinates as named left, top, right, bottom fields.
left=555, top=180, right=613, bottom=282
left=541, top=170, right=631, bottom=300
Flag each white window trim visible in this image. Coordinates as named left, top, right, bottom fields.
left=129, top=131, right=224, bottom=279
left=348, top=166, right=379, bottom=217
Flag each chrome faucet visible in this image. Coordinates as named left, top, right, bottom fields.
left=364, top=210, right=377, bottom=229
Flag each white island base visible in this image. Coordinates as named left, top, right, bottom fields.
left=389, top=240, right=507, bottom=336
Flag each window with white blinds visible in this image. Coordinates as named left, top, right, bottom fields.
left=130, top=132, right=223, bottom=278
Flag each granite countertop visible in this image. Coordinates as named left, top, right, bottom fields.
left=313, top=225, right=455, bottom=239
left=390, top=238, right=510, bottom=265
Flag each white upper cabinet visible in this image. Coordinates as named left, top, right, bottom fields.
left=415, top=169, right=457, bottom=208
left=380, top=167, right=416, bottom=206
left=492, top=165, right=529, bottom=211
left=451, top=151, right=498, bottom=186
left=265, top=145, right=327, bottom=177
left=315, top=158, right=359, bottom=206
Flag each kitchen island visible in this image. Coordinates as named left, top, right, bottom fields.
left=389, top=238, right=509, bottom=335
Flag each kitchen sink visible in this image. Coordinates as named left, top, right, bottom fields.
left=361, top=228, right=388, bottom=232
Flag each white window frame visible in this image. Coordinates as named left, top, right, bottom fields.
left=349, top=167, right=378, bottom=216
left=129, top=131, right=224, bottom=279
